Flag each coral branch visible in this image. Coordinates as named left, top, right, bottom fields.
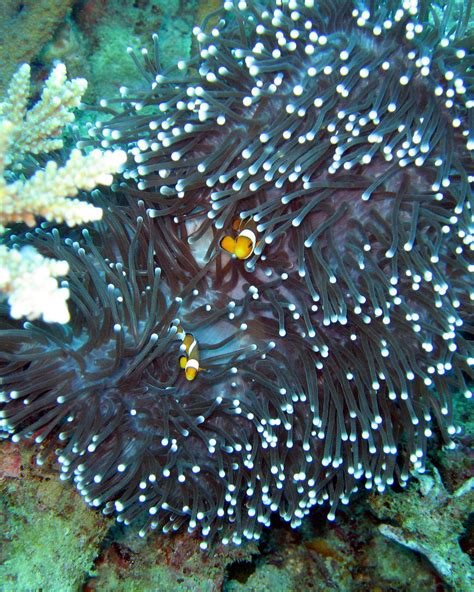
left=0, top=63, right=126, bottom=323
left=0, top=244, right=70, bottom=323
left=0, top=63, right=88, bottom=166
left=0, top=144, right=125, bottom=230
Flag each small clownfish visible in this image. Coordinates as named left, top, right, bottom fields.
left=176, top=325, right=203, bottom=381
left=219, top=217, right=259, bottom=260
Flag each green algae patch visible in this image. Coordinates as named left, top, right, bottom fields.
left=91, top=563, right=217, bottom=592
left=0, top=0, right=75, bottom=92
left=86, top=527, right=258, bottom=592
left=0, top=446, right=110, bottom=592
left=76, top=0, right=198, bottom=101
left=369, top=467, right=474, bottom=591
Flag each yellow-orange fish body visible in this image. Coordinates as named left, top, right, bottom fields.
left=176, top=325, right=202, bottom=381
left=220, top=217, right=258, bottom=260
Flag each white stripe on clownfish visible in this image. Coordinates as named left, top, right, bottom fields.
left=238, top=227, right=257, bottom=252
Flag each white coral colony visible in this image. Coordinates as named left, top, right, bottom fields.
left=0, top=63, right=126, bottom=323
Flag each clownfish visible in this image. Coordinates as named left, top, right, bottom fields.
left=176, top=325, right=203, bottom=381
left=219, top=217, right=259, bottom=260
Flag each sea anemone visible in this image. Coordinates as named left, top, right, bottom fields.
left=1, top=0, right=472, bottom=548
left=0, top=197, right=279, bottom=546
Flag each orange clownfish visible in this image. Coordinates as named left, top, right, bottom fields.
left=176, top=325, right=203, bottom=381
left=219, top=217, right=259, bottom=260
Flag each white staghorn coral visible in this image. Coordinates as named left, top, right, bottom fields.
left=0, top=63, right=126, bottom=323
left=0, top=124, right=124, bottom=232
left=0, top=63, right=87, bottom=167
left=0, top=244, right=71, bottom=324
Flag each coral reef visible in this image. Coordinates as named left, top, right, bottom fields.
left=87, top=528, right=257, bottom=591
left=3, top=440, right=462, bottom=591
left=0, top=62, right=126, bottom=322
left=225, top=564, right=294, bottom=592
left=369, top=467, right=474, bottom=591
left=0, top=0, right=75, bottom=92
left=0, top=0, right=472, bottom=575
left=223, top=502, right=444, bottom=591
left=74, top=0, right=200, bottom=100
left=0, top=445, right=109, bottom=592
